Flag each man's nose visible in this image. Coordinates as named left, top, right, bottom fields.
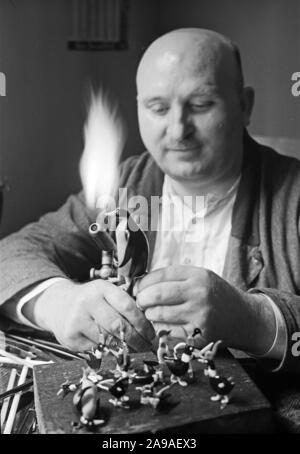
left=167, top=108, right=194, bottom=141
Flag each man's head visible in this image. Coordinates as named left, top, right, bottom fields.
left=136, top=28, right=254, bottom=193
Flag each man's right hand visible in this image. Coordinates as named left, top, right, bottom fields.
left=23, top=279, right=155, bottom=352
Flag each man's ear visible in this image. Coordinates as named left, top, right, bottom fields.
left=241, top=87, right=255, bottom=127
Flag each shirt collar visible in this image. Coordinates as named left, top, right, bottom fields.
left=163, top=173, right=241, bottom=217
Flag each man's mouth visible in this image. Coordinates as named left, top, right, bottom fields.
left=166, top=146, right=200, bottom=153
left=167, top=146, right=199, bottom=158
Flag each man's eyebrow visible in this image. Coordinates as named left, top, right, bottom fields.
left=189, top=85, right=219, bottom=96
left=137, top=85, right=219, bottom=104
left=138, top=96, right=166, bottom=104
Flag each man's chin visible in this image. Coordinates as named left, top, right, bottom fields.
left=164, top=157, right=202, bottom=178
left=153, top=152, right=207, bottom=181
left=166, top=166, right=203, bottom=182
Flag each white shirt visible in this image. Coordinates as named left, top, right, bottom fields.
left=150, top=174, right=240, bottom=275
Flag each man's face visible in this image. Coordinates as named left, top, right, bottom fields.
left=137, top=51, right=248, bottom=188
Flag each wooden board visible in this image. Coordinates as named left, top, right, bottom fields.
left=33, top=350, right=273, bottom=434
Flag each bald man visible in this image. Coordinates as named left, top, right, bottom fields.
left=1, top=29, right=300, bottom=373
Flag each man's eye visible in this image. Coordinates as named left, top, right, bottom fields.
left=148, top=104, right=169, bottom=115
left=189, top=102, right=213, bottom=112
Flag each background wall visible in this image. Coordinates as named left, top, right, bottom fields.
left=0, top=0, right=299, bottom=238
left=156, top=0, right=300, bottom=140
left=0, top=0, right=159, bottom=237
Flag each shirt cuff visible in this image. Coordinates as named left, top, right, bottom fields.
left=16, top=277, right=67, bottom=329
left=248, top=290, right=288, bottom=360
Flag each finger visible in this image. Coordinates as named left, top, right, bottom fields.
left=60, top=309, right=101, bottom=351
left=80, top=316, right=104, bottom=345
left=145, top=305, right=189, bottom=325
left=137, top=281, right=187, bottom=309
left=89, top=292, right=154, bottom=352
left=137, top=265, right=192, bottom=292
left=59, top=328, right=97, bottom=352
left=71, top=334, right=98, bottom=352
left=102, top=282, right=155, bottom=344
left=152, top=322, right=207, bottom=346
left=152, top=323, right=188, bottom=340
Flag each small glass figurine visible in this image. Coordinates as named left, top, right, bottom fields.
left=98, top=371, right=131, bottom=409
left=201, top=340, right=235, bottom=409
left=137, top=382, right=173, bottom=410
left=164, top=345, right=195, bottom=387
left=57, top=367, right=106, bottom=429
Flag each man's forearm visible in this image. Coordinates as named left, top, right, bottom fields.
left=247, top=292, right=287, bottom=360
left=214, top=280, right=278, bottom=356
left=22, top=279, right=77, bottom=332
left=0, top=278, right=68, bottom=330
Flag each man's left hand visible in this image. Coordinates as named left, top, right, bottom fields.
left=136, top=265, right=276, bottom=355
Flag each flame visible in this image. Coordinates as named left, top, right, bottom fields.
left=79, top=89, right=126, bottom=211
